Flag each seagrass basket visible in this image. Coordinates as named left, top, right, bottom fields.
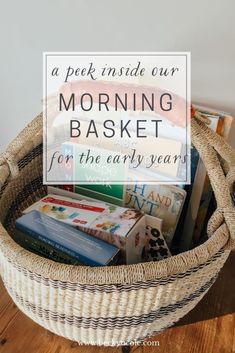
left=0, top=111, right=235, bottom=346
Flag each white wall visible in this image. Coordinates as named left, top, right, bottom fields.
left=0, top=0, right=235, bottom=150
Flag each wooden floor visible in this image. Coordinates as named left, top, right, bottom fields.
left=0, top=253, right=235, bottom=353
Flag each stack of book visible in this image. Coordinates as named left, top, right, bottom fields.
left=15, top=210, right=120, bottom=266
left=13, top=105, right=234, bottom=266
left=14, top=191, right=171, bottom=266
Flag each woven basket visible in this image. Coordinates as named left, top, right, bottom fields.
left=0, top=112, right=235, bottom=346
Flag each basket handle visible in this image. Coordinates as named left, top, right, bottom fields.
left=0, top=114, right=42, bottom=188
left=191, top=112, right=235, bottom=250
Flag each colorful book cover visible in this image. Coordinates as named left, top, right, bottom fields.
left=24, top=194, right=107, bottom=228
left=24, top=194, right=142, bottom=238
left=48, top=186, right=170, bottom=264
left=61, top=141, right=128, bottom=184
left=124, top=184, right=186, bottom=247
left=68, top=131, right=183, bottom=180
left=15, top=210, right=120, bottom=266
left=47, top=186, right=167, bottom=264
left=75, top=184, right=126, bottom=206
left=23, top=192, right=146, bottom=264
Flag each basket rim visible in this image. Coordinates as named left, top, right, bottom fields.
left=0, top=220, right=230, bottom=285
left=0, top=113, right=233, bottom=285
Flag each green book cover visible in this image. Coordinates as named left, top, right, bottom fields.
left=75, top=184, right=125, bottom=206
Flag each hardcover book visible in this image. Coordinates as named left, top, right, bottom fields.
left=15, top=211, right=120, bottom=266
left=45, top=187, right=168, bottom=264
left=144, top=214, right=171, bottom=261
left=14, top=228, right=82, bottom=265
left=125, top=184, right=186, bottom=246
left=75, top=184, right=126, bottom=206
left=24, top=194, right=141, bottom=238
left=23, top=194, right=145, bottom=264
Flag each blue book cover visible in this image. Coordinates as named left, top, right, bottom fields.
left=15, top=210, right=119, bottom=266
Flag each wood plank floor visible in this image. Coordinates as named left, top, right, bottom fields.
left=0, top=252, right=234, bottom=353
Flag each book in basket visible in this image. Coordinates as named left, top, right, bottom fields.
left=15, top=210, right=120, bottom=266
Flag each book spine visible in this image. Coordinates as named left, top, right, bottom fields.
left=14, top=230, right=81, bottom=265
left=61, top=142, right=74, bottom=183
left=16, top=223, right=100, bottom=266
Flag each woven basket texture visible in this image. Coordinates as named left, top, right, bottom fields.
left=0, top=113, right=235, bottom=345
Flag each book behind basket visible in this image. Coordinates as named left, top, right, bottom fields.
left=14, top=210, right=120, bottom=266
